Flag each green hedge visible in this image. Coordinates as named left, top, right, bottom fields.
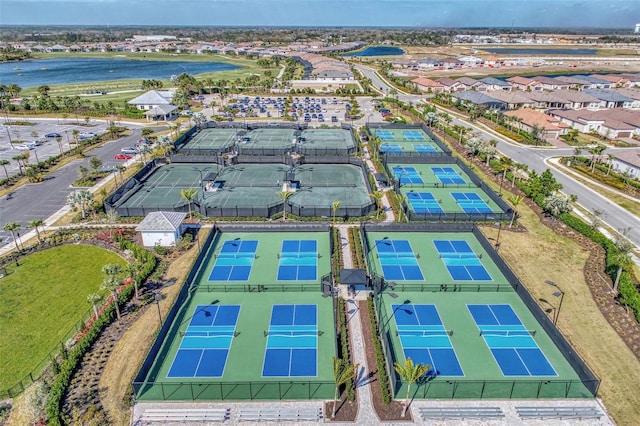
left=367, top=296, right=392, bottom=403
left=336, top=297, right=355, bottom=402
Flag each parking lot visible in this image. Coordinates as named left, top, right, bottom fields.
left=0, top=119, right=110, bottom=177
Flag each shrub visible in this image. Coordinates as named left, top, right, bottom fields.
left=367, top=296, right=392, bottom=403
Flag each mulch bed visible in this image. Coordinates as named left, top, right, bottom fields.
left=358, top=300, right=411, bottom=422
left=324, top=398, right=358, bottom=422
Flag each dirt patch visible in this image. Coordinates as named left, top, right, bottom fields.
left=358, top=300, right=411, bottom=422
left=324, top=398, right=358, bottom=422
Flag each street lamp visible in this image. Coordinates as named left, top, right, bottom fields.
left=544, top=280, right=564, bottom=326
left=154, top=292, right=163, bottom=325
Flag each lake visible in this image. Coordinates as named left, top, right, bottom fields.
left=344, top=46, right=405, bottom=57
left=481, top=48, right=598, bottom=56
left=0, top=57, right=242, bottom=88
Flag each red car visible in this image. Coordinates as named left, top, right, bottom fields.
left=114, top=153, right=132, bottom=160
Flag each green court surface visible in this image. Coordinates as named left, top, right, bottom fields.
left=240, top=128, right=296, bottom=150
left=365, top=231, right=508, bottom=289
left=376, top=291, right=592, bottom=399
left=135, top=230, right=336, bottom=401
left=136, top=292, right=336, bottom=401
left=116, top=163, right=220, bottom=210
left=196, top=231, right=331, bottom=289
left=299, top=129, right=356, bottom=153
left=373, top=128, right=444, bottom=154
left=390, top=163, right=504, bottom=216
left=180, top=128, right=238, bottom=151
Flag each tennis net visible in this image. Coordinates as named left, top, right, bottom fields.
left=277, top=252, right=319, bottom=259
left=214, top=252, right=256, bottom=259
left=480, top=329, right=536, bottom=337
left=180, top=330, right=237, bottom=338
left=378, top=252, right=417, bottom=259
left=438, top=252, right=479, bottom=259
left=264, top=330, right=320, bottom=337
left=398, top=329, right=453, bottom=337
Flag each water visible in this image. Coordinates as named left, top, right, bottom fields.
left=480, top=48, right=598, bottom=56
left=344, top=46, right=404, bottom=57
left=0, top=57, right=242, bottom=88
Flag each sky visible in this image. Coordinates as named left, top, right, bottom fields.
left=1, top=0, right=638, bottom=28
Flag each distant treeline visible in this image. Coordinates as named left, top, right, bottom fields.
left=0, top=47, right=32, bottom=62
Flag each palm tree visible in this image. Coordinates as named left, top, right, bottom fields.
left=101, top=275, right=122, bottom=320
left=157, top=135, right=174, bottom=161
left=331, top=200, right=341, bottom=225
left=588, top=144, right=606, bottom=172
left=3, top=222, right=21, bottom=251
left=87, top=292, right=104, bottom=319
left=394, top=358, right=429, bottom=417
left=332, top=357, right=359, bottom=418
left=508, top=195, right=523, bottom=228
left=180, top=188, right=199, bottom=218
left=368, top=191, right=384, bottom=218
left=27, top=219, right=45, bottom=244
left=126, top=262, right=142, bottom=299
left=606, top=154, right=615, bottom=176
left=66, top=190, right=94, bottom=219
left=612, top=237, right=633, bottom=294
left=277, top=191, right=294, bottom=222
left=0, top=159, right=9, bottom=179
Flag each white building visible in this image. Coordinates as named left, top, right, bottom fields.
left=136, top=211, right=186, bottom=247
left=635, top=24, right=640, bottom=34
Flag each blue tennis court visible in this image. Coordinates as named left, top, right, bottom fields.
left=406, top=192, right=443, bottom=214
left=393, top=304, right=464, bottom=376
left=433, top=240, right=492, bottom=281
left=403, top=130, right=426, bottom=140
left=380, top=143, right=403, bottom=152
left=263, top=304, right=318, bottom=377
left=431, top=167, right=465, bottom=185
left=374, top=129, right=394, bottom=140
left=208, top=240, right=258, bottom=281
left=413, top=143, right=437, bottom=153
left=468, top=304, right=557, bottom=377
left=167, top=305, right=241, bottom=378
left=376, top=239, right=424, bottom=281
left=277, top=240, right=318, bottom=281
left=451, top=193, right=493, bottom=213
left=393, top=166, right=424, bottom=184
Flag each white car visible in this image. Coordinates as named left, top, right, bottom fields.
left=121, top=147, right=138, bottom=155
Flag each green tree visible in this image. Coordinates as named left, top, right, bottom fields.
left=332, top=357, right=359, bottom=418
left=0, top=159, right=10, bottom=179
left=66, top=189, right=94, bottom=219
left=394, top=357, right=430, bottom=417
left=369, top=191, right=384, bottom=217
left=27, top=219, right=45, bottom=244
left=277, top=191, right=294, bottom=222
left=180, top=188, right=199, bottom=218
left=3, top=222, right=22, bottom=251
left=126, top=262, right=143, bottom=299
left=331, top=200, right=341, bottom=224
left=101, top=275, right=122, bottom=320
left=89, top=156, right=103, bottom=174
left=87, top=292, right=104, bottom=319
left=508, top=195, right=523, bottom=228
left=612, top=237, right=634, bottom=294
left=588, top=144, right=606, bottom=172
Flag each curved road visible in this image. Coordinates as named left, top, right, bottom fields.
left=354, top=63, right=640, bottom=248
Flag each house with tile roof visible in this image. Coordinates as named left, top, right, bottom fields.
left=411, top=77, right=445, bottom=93
left=573, top=75, right=612, bottom=89
left=610, top=150, right=640, bottom=180
left=479, top=77, right=513, bottom=91
left=136, top=211, right=187, bottom=247
left=590, top=74, right=631, bottom=88
left=531, top=76, right=572, bottom=90
left=456, top=77, right=488, bottom=91
left=484, top=91, right=535, bottom=109
left=506, top=76, right=543, bottom=91
left=504, top=108, right=569, bottom=139
left=554, top=76, right=593, bottom=90
left=582, top=89, right=635, bottom=109
left=547, top=108, right=640, bottom=138
left=452, top=91, right=507, bottom=111
left=436, top=77, right=465, bottom=92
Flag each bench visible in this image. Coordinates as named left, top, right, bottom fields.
left=419, top=407, right=504, bottom=420
left=237, top=407, right=323, bottom=421
left=140, top=408, right=230, bottom=423
left=516, top=406, right=603, bottom=420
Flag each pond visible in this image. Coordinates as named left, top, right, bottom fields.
left=344, top=46, right=405, bottom=57
left=0, top=57, right=242, bottom=88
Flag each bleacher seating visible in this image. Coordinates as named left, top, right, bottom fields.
left=237, top=406, right=323, bottom=421
left=419, top=407, right=505, bottom=420
left=516, top=406, right=603, bottom=420
left=140, top=408, right=230, bottom=423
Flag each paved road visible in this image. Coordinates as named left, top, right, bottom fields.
left=353, top=64, right=640, bottom=248
left=0, top=126, right=145, bottom=244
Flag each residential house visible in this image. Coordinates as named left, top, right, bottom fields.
left=456, top=77, right=488, bottom=91
left=530, top=76, right=572, bottom=90
left=506, top=76, right=544, bottom=91
left=479, top=77, right=513, bottom=91
left=436, top=77, right=465, bottom=92
left=547, top=108, right=640, bottom=138
left=411, top=77, right=445, bottom=93
left=484, top=91, right=536, bottom=109
left=590, top=74, right=631, bottom=88
left=128, top=90, right=178, bottom=121
left=553, top=76, right=593, bottom=90
left=504, top=108, right=569, bottom=139
left=582, top=89, right=635, bottom=109
left=452, top=91, right=507, bottom=111
left=610, top=150, right=640, bottom=180
left=611, top=88, right=640, bottom=109
left=136, top=211, right=187, bottom=247
left=619, top=74, right=640, bottom=88
left=573, top=75, right=612, bottom=89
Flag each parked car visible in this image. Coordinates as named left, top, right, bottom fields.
left=331, top=116, right=338, bottom=123
left=120, top=147, right=138, bottom=154
left=45, top=132, right=61, bottom=138
left=114, top=153, right=132, bottom=160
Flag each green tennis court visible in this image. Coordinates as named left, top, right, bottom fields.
left=299, top=129, right=356, bottom=154
left=180, top=128, right=238, bottom=151
left=238, top=128, right=296, bottom=153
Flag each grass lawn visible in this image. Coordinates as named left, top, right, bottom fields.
left=0, top=244, right=126, bottom=391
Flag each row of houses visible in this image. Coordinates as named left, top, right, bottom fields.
left=413, top=73, right=640, bottom=94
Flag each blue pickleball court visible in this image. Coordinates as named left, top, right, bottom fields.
left=208, top=240, right=258, bottom=281
left=277, top=240, right=318, bottom=281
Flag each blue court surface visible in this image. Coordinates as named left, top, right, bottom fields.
left=376, top=239, right=424, bottom=281
left=393, top=304, right=464, bottom=376
left=403, top=130, right=426, bottom=141
left=277, top=240, right=318, bottom=281
left=413, top=143, right=437, bottom=153
left=468, top=304, right=557, bottom=377
left=432, top=167, right=466, bottom=185
left=374, top=130, right=393, bottom=140
left=451, top=193, right=493, bottom=214
left=406, top=192, right=443, bottom=214
left=433, top=240, right=492, bottom=281
left=380, top=143, right=403, bottom=153
left=393, top=166, right=424, bottom=184
left=263, top=304, right=318, bottom=377
left=168, top=305, right=241, bottom=378
left=208, top=240, right=258, bottom=281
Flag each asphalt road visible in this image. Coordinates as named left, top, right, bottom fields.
left=0, top=126, right=145, bottom=244
left=354, top=64, right=640, bottom=248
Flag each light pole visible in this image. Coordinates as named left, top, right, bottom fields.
left=545, top=280, right=564, bottom=326
left=154, top=292, right=163, bottom=325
